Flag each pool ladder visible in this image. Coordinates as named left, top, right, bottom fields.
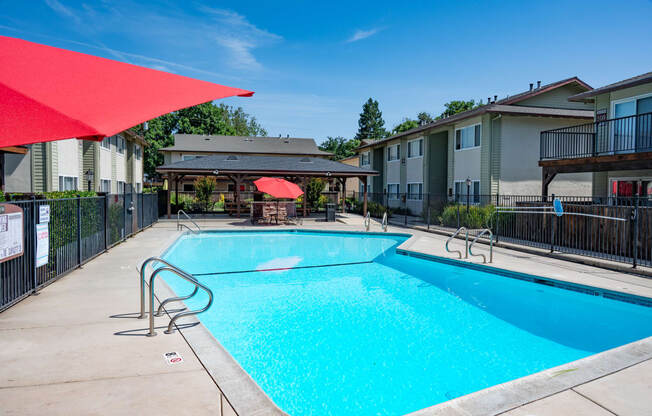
left=363, top=211, right=388, bottom=232
left=138, top=257, right=213, bottom=337
left=177, top=210, right=201, bottom=233
left=445, top=227, right=493, bottom=263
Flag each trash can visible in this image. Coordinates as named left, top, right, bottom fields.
left=325, top=203, right=336, bottom=222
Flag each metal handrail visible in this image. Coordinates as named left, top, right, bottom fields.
left=468, top=229, right=493, bottom=263
left=445, top=227, right=468, bottom=259
left=147, top=265, right=213, bottom=337
left=381, top=211, right=388, bottom=232
left=176, top=210, right=200, bottom=233
left=138, top=257, right=198, bottom=318
left=364, top=212, right=371, bottom=231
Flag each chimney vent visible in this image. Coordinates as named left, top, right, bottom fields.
left=487, top=97, right=491, bottom=104
left=529, top=83, right=533, bottom=91
left=537, top=80, right=541, bottom=89
left=494, top=95, right=498, bottom=102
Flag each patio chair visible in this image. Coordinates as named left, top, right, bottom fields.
left=285, top=202, right=300, bottom=224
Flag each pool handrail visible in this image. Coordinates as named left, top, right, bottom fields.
left=176, top=210, right=201, bottom=233
left=445, top=227, right=468, bottom=259
left=468, top=228, right=494, bottom=263
left=382, top=211, right=388, bottom=232
left=364, top=212, right=371, bottom=231
left=146, top=264, right=213, bottom=337
left=138, top=257, right=198, bottom=319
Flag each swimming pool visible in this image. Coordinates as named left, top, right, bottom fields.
left=160, top=230, right=652, bottom=416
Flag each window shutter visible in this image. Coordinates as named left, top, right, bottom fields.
left=456, top=130, right=461, bottom=149
left=474, top=125, right=481, bottom=146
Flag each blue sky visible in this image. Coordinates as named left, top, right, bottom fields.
left=2, top=1, right=652, bottom=143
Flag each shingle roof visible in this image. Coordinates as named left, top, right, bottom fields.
left=358, top=77, right=592, bottom=150
left=156, top=154, right=377, bottom=176
left=568, top=72, right=652, bottom=102
left=159, top=134, right=331, bottom=156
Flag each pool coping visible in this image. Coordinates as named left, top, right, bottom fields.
left=153, top=228, right=652, bottom=416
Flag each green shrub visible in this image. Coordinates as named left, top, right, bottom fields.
left=347, top=198, right=392, bottom=219
left=439, top=204, right=495, bottom=229
left=193, top=176, right=217, bottom=211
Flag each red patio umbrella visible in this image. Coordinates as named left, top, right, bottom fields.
left=0, top=36, right=254, bottom=147
left=254, top=177, right=304, bottom=199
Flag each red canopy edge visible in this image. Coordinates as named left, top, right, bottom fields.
left=0, top=36, right=254, bottom=147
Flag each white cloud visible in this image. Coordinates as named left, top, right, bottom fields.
left=346, top=27, right=383, bottom=43
left=44, top=0, right=81, bottom=24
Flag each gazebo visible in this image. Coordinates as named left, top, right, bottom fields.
left=156, top=154, right=378, bottom=218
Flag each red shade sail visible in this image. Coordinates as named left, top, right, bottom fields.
left=0, top=36, right=254, bottom=147
left=254, top=177, right=304, bottom=199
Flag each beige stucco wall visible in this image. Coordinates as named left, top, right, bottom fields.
left=500, top=116, right=592, bottom=195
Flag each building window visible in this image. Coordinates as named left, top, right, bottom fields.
left=183, top=183, right=195, bottom=192
left=407, top=139, right=423, bottom=158
left=100, top=179, right=111, bottom=193
left=407, top=183, right=423, bottom=200
left=58, top=176, right=78, bottom=191
left=113, top=135, right=125, bottom=154
left=117, top=181, right=125, bottom=194
left=454, top=180, right=480, bottom=203
left=387, top=184, right=400, bottom=199
left=387, top=144, right=400, bottom=161
left=101, top=137, right=111, bottom=150
left=360, top=151, right=370, bottom=166
left=134, top=145, right=142, bottom=160
left=455, top=124, right=481, bottom=150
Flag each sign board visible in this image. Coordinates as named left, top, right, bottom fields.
left=39, top=205, right=50, bottom=224
left=35, top=223, right=49, bottom=267
left=596, top=108, right=608, bottom=122
left=163, top=352, right=184, bottom=365
left=0, top=203, right=24, bottom=263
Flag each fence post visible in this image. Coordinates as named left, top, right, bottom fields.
left=104, top=195, right=109, bottom=250
left=77, top=197, right=82, bottom=266
left=31, top=197, right=38, bottom=293
left=123, top=194, right=127, bottom=242
left=427, top=206, right=431, bottom=231
left=403, top=194, right=407, bottom=226
left=457, top=203, right=460, bottom=229
left=632, top=198, right=639, bottom=269
left=550, top=193, right=556, bottom=253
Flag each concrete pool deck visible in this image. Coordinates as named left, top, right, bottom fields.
left=0, top=216, right=650, bottom=415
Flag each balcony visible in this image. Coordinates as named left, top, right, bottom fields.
left=540, top=112, right=652, bottom=161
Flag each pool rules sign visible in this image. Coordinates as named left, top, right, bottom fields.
left=36, top=205, right=50, bottom=267
left=0, top=204, right=24, bottom=263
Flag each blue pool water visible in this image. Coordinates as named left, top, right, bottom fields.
left=161, top=231, right=652, bottom=416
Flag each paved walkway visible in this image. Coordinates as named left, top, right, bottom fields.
left=0, top=216, right=650, bottom=415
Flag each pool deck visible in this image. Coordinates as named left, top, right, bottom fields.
left=1, top=215, right=651, bottom=416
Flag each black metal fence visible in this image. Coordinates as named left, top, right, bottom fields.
left=540, top=111, right=652, bottom=160
left=1, top=193, right=158, bottom=312
left=346, top=191, right=652, bottom=269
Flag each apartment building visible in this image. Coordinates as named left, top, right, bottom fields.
left=540, top=71, right=652, bottom=199
left=357, top=77, right=595, bottom=214
left=27, top=129, right=146, bottom=193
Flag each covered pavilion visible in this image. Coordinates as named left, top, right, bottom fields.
left=156, top=154, right=378, bottom=218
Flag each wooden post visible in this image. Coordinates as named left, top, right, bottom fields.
left=341, top=178, right=347, bottom=213
left=235, top=174, right=242, bottom=218
left=174, top=175, right=179, bottom=207
left=302, top=176, right=307, bottom=218
left=542, top=167, right=557, bottom=200
left=166, top=173, right=173, bottom=219
left=362, top=176, right=368, bottom=217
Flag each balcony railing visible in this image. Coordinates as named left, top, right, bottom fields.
left=540, top=112, right=652, bottom=161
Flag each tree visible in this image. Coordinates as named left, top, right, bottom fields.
left=437, top=100, right=479, bottom=120
left=132, top=102, right=267, bottom=178
left=318, top=136, right=360, bottom=161
left=354, top=98, right=387, bottom=142
left=193, top=176, right=217, bottom=211
left=391, top=118, right=419, bottom=135
left=417, top=112, right=434, bottom=124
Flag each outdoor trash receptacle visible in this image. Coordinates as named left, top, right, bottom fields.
left=325, top=203, right=336, bottom=222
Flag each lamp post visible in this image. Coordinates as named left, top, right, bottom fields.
left=84, top=169, right=94, bottom=192
left=465, top=177, right=471, bottom=214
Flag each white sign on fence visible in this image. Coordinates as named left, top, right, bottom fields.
left=39, top=205, right=50, bottom=224
left=35, top=223, right=49, bottom=267
left=0, top=209, right=23, bottom=263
